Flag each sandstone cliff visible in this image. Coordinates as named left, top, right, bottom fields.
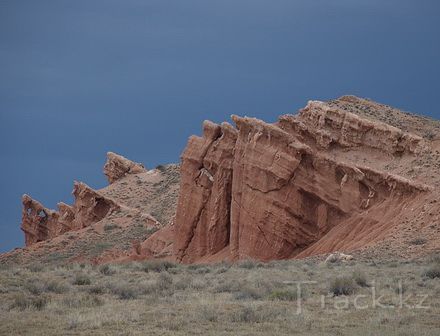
left=5, top=96, right=440, bottom=266
left=172, top=97, right=437, bottom=263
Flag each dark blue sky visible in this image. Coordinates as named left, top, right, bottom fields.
left=1, top=0, right=439, bottom=253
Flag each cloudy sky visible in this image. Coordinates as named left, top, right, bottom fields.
left=1, top=0, right=439, bottom=252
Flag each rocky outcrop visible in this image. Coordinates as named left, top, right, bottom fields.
left=69, top=182, right=120, bottom=229
left=174, top=121, right=237, bottom=262
left=278, top=100, right=426, bottom=154
left=21, top=183, right=121, bottom=247
left=16, top=96, right=438, bottom=264
left=173, top=100, right=431, bottom=263
left=103, top=152, right=146, bottom=184
left=21, top=195, right=62, bottom=246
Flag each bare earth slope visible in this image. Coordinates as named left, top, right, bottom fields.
left=1, top=96, right=439, bottom=266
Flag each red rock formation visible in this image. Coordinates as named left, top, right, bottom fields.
left=290, top=100, right=426, bottom=154
left=16, top=96, right=438, bottom=264
left=69, top=181, right=120, bottom=229
left=173, top=100, right=431, bottom=263
left=21, top=182, right=120, bottom=247
left=174, top=121, right=237, bottom=262
left=103, top=152, right=146, bottom=184
left=21, top=195, right=61, bottom=246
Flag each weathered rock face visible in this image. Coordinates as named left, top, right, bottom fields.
left=174, top=100, right=431, bottom=263
left=103, top=152, right=146, bottom=184
left=289, top=100, right=426, bottom=154
left=174, top=121, right=237, bottom=262
left=21, top=195, right=61, bottom=246
left=21, top=159, right=128, bottom=248
left=21, top=183, right=120, bottom=247
left=70, top=182, right=120, bottom=229
left=16, top=96, right=438, bottom=264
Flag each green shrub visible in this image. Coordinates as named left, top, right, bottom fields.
left=72, top=274, right=91, bottom=286
left=99, top=264, right=116, bottom=276
left=88, top=285, right=106, bottom=295
left=409, top=238, right=427, bottom=245
left=46, top=279, right=70, bottom=293
left=423, top=265, right=440, bottom=279
left=141, top=260, right=176, bottom=273
left=329, top=276, right=356, bottom=296
left=103, top=223, right=119, bottom=232
left=269, top=289, right=301, bottom=301
left=114, top=285, right=139, bottom=300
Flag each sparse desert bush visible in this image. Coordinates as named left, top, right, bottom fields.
left=352, top=270, right=369, bottom=287
left=2, top=257, right=440, bottom=334
left=99, top=264, right=116, bottom=276
left=214, top=279, right=241, bottom=293
left=329, top=276, right=356, bottom=296
left=27, top=263, right=44, bottom=273
left=103, top=223, right=119, bottom=232
left=24, top=279, right=45, bottom=295
left=141, top=260, right=176, bottom=273
left=46, top=279, right=70, bottom=293
left=199, top=305, right=218, bottom=322
left=269, top=289, right=301, bottom=301
left=155, top=164, right=166, bottom=172
left=409, top=238, right=427, bottom=245
left=233, top=285, right=264, bottom=300
left=174, top=275, right=192, bottom=290
left=237, top=259, right=258, bottom=269
left=88, top=284, right=106, bottom=295
left=156, top=272, right=173, bottom=291
left=10, top=292, right=49, bottom=311
left=423, top=264, right=440, bottom=279
left=230, top=305, right=258, bottom=323
left=62, top=294, right=104, bottom=308
left=72, top=273, right=92, bottom=286
left=111, top=284, right=139, bottom=300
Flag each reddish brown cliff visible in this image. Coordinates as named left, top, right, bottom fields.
left=12, top=96, right=440, bottom=265
left=173, top=98, right=434, bottom=263
left=21, top=182, right=121, bottom=247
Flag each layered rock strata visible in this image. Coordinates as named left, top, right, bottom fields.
left=173, top=101, right=430, bottom=263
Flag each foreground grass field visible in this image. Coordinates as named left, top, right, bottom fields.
left=0, top=257, right=439, bottom=336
